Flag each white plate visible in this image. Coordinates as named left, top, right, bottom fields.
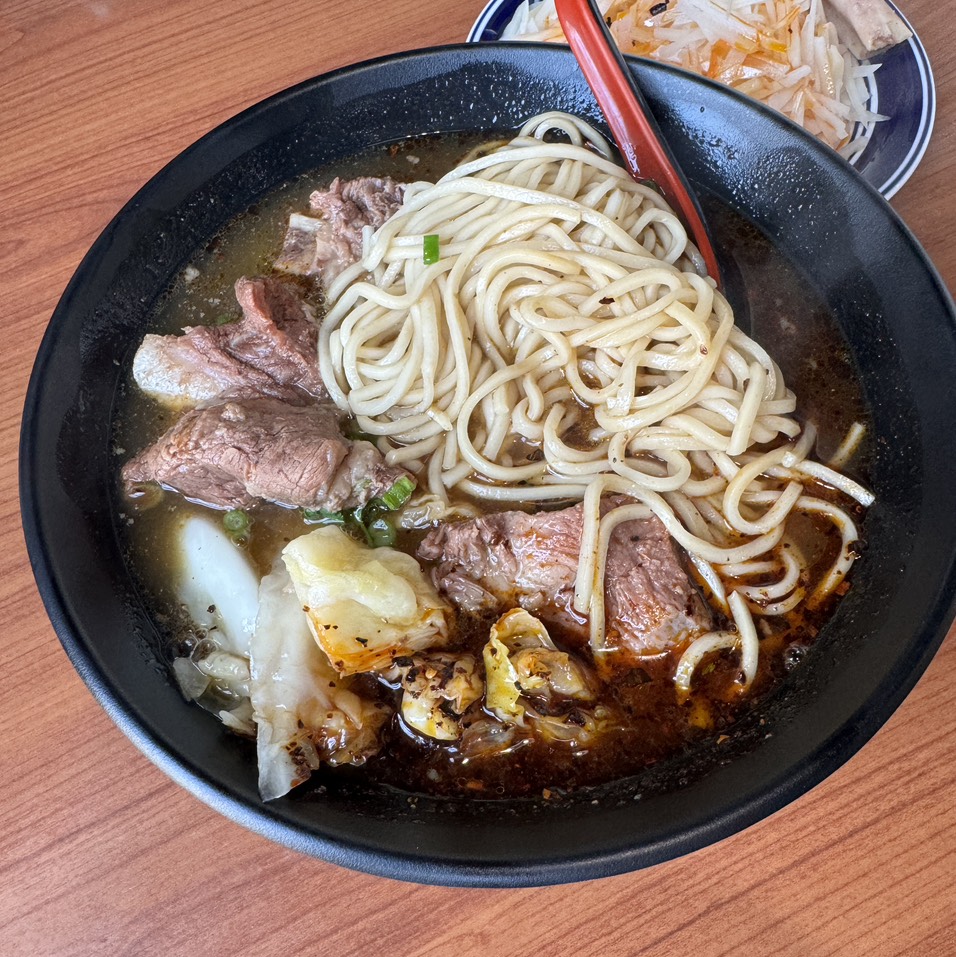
left=468, top=0, right=934, bottom=198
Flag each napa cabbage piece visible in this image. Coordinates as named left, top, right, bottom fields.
left=282, top=526, right=451, bottom=674
left=484, top=635, right=523, bottom=724
left=250, top=561, right=391, bottom=801
left=474, top=609, right=610, bottom=756
left=174, top=513, right=260, bottom=656
left=483, top=609, right=595, bottom=723
left=383, top=652, right=483, bottom=740
left=168, top=514, right=260, bottom=731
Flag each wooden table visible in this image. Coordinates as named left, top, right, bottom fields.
left=3, top=1, right=954, bottom=953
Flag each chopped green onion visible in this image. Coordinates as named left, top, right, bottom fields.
left=423, top=233, right=440, bottom=265
left=223, top=509, right=251, bottom=543
left=366, top=515, right=396, bottom=548
left=302, top=508, right=345, bottom=526
left=301, top=476, right=414, bottom=547
left=380, top=476, right=416, bottom=511
left=346, top=512, right=373, bottom=546
left=214, top=312, right=239, bottom=325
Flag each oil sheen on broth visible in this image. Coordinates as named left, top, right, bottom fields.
left=115, top=130, right=870, bottom=799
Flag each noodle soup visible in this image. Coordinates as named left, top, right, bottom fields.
left=117, top=115, right=870, bottom=800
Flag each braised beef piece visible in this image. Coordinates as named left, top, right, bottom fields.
left=122, top=397, right=412, bottom=511
left=275, top=176, right=406, bottom=282
left=132, top=276, right=324, bottom=406
left=418, top=504, right=712, bottom=661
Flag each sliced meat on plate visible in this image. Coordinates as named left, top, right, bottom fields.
left=824, top=0, right=911, bottom=56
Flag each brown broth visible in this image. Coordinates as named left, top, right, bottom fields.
left=115, top=130, right=871, bottom=800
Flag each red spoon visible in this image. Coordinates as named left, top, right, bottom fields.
left=554, top=0, right=723, bottom=286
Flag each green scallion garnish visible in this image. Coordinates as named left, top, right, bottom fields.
left=423, top=233, right=440, bottom=265
left=380, top=475, right=416, bottom=511
left=223, top=509, right=251, bottom=543
left=302, top=508, right=346, bottom=526
left=366, top=515, right=397, bottom=548
left=301, top=476, right=415, bottom=548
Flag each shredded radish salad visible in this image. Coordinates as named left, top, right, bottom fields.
left=500, top=0, right=886, bottom=157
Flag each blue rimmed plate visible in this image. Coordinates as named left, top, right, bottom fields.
left=468, top=0, right=934, bottom=199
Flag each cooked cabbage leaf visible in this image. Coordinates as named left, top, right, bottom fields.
left=282, top=526, right=451, bottom=674
left=384, top=652, right=483, bottom=740
left=174, top=513, right=260, bottom=657
left=483, top=635, right=524, bottom=724
left=250, top=561, right=390, bottom=801
left=484, top=609, right=595, bottom=724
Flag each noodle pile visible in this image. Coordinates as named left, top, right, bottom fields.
left=319, top=112, right=872, bottom=692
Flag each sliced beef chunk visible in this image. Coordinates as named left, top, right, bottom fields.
left=122, top=397, right=412, bottom=511
left=274, top=176, right=406, bottom=283
left=418, top=503, right=712, bottom=660
left=132, top=276, right=324, bottom=407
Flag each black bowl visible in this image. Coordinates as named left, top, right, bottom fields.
left=20, top=44, right=956, bottom=887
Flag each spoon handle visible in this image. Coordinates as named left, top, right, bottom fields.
left=554, top=0, right=723, bottom=286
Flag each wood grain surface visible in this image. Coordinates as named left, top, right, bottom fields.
left=2, top=1, right=954, bottom=954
